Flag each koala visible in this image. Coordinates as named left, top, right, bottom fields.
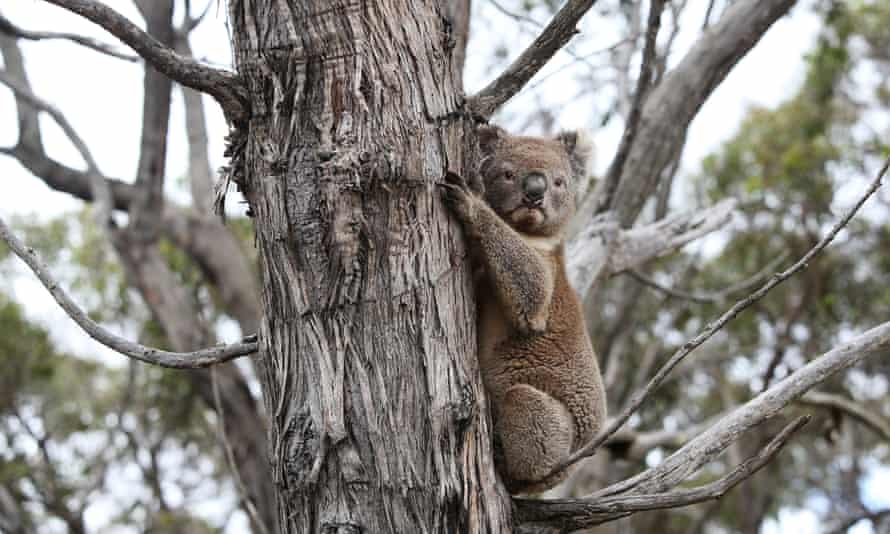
left=440, top=124, right=607, bottom=495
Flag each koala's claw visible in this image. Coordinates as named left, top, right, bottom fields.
left=443, top=171, right=470, bottom=190
left=439, top=171, right=475, bottom=222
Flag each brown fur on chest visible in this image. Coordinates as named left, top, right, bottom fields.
left=474, top=236, right=603, bottom=444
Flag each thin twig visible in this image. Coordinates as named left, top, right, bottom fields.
left=39, top=0, right=248, bottom=121
left=627, top=252, right=789, bottom=304
left=0, top=215, right=258, bottom=368
left=0, top=11, right=137, bottom=61
left=552, top=155, right=889, bottom=475
left=468, top=0, right=601, bottom=119
left=516, top=416, right=809, bottom=530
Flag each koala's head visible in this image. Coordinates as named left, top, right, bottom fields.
left=477, top=125, right=592, bottom=237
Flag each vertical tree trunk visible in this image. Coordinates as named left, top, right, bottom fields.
left=229, top=1, right=512, bottom=531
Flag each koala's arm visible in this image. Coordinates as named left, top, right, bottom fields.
left=441, top=172, right=553, bottom=335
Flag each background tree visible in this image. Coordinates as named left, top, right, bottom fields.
left=1, top=0, right=888, bottom=533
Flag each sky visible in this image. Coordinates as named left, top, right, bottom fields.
left=0, top=1, right=886, bottom=532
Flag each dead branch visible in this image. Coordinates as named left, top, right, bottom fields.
left=0, top=11, right=136, bottom=61
left=468, top=0, right=600, bottom=119
left=38, top=0, right=248, bottom=121
left=798, top=391, right=890, bottom=442
left=556, top=155, right=888, bottom=474
left=516, top=416, right=809, bottom=531
left=0, top=215, right=258, bottom=367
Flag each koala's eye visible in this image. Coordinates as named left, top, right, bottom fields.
left=554, top=177, right=565, bottom=188
left=503, top=170, right=515, bottom=182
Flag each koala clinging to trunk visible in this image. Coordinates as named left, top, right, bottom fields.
left=441, top=125, right=606, bottom=494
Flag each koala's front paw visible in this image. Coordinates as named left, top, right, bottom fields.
left=439, top=171, right=478, bottom=224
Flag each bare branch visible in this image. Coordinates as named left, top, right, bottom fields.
left=798, top=391, right=890, bottom=442
left=0, top=215, right=258, bottom=368
left=0, top=33, right=43, bottom=153
left=468, top=0, right=600, bottom=118
left=0, top=72, right=98, bottom=172
left=39, top=0, right=248, bottom=121
left=555, top=156, right=888, bottom=474
left=516, top=416, right=809, bottom=530
left=626, top=252, right=789, bottom=305
left=596, top=0, right=665, bottom=214
left=605, top=415, right=719, bottom=461
left=567, top=198, right=737, bottom=296
left=576, top=0, right=798, bottom=229
left=211, top=369, right=271, bottom=534
left=0, top=69, right=113, bottom=225
left=607, top=198, right=738, bottom=273
left=0, top=11, right=136, bottom=61
left=826, top=509, right=890, bottom=534
left=594, top=319, right=890, bottom=500
left=174, top=35, right=215, bottom=214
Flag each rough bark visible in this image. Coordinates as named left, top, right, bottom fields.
left=229, top=1, right=510, bottom=532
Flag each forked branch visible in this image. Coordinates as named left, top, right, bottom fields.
left=39, top=0, right=248, bottom=121
left=516, top=415, right=810, bottom=530
left=0, top=216, right=258, bottom=367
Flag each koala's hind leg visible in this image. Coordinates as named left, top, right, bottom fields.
left=495, top=384, right=574, bottom=493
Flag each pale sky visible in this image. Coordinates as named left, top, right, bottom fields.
left=1, top=1, right=885, bottom=533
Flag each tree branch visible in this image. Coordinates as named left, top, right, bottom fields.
left=576, top=0, right=798, bottom=228
left=210, top=368, right=271, bottom=534
left=626, top=252, right=789, bottom=305
left=0, top=215, right=258, bottom=368
left=468, top=0, right=600, bottom=118
left=595, top=0, right=665, bottom=214
left=0, top=69, right=113, bottom=225
left=38, top=0, right=248, bottom=121
left=516, top=416, right=809, bottom=530
left=175, top=35, right=215, bottom=214
left=0, top=32, right=43, bottom=154
left=567, top=198, right=737, bottom=296
left=0, top=11, right=137, bottom=61
left=826, top=509, right=890, bottom=534
left=798, top=391, right=890, bottom=442
left=595, top=319, right=890, bottom=498
left=556, top=155, right=888, bottom=474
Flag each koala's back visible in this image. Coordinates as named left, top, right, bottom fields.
left=477, top=241, right=606, bottom=490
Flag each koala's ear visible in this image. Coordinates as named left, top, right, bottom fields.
left=556, top=130, right=594, bottom=177
left=477, top=124, right=507, bottom=154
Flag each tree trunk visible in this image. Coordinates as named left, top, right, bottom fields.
left=229, top=1, right=512, bottom=531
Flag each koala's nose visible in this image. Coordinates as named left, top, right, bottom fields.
left=523, top=173, right=547, bottom=202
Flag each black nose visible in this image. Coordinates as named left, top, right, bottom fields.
left=523, top=173, right=547, bottom=202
